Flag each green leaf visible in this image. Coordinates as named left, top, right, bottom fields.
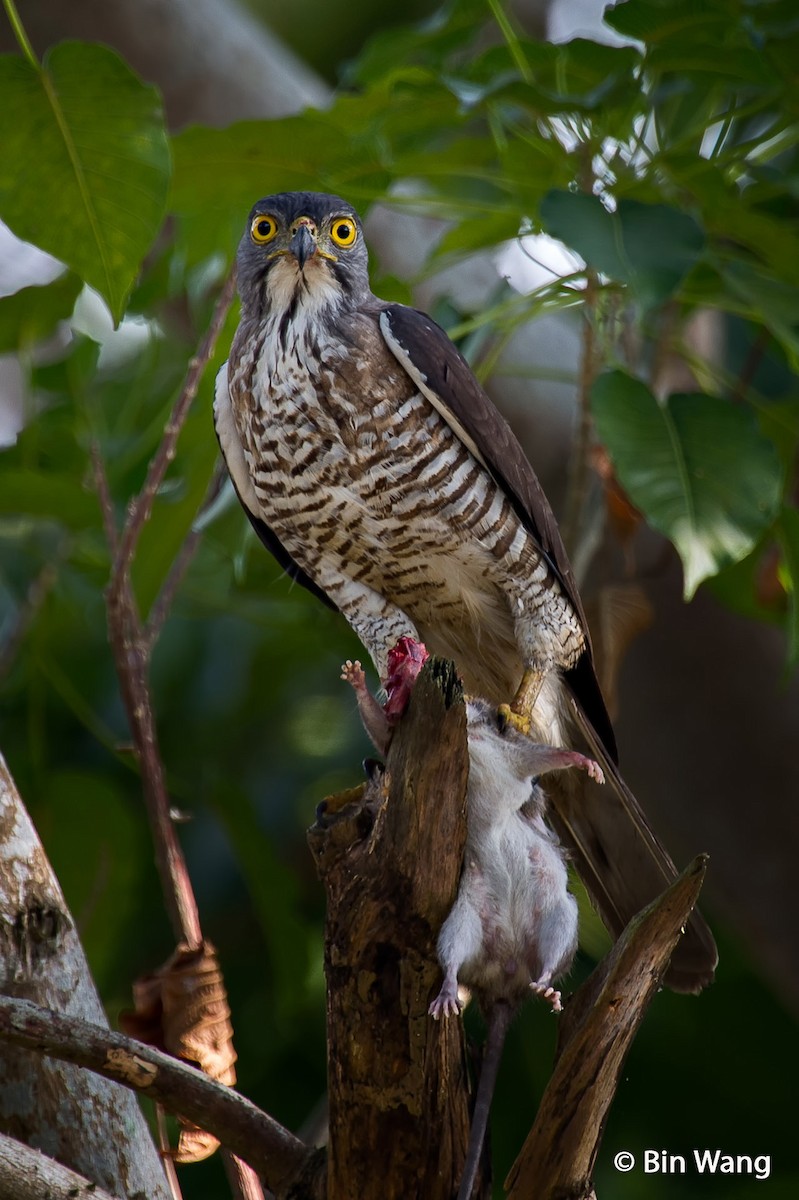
left=721, top=262, right=799, bottom=369
left=170, top=82, right=465, bottom=264
left=592, top=371, right=782, bottom=596
left=605, top=0, right=733, bottom=44
left=540, top=191, right=704, bottom=307
left=0, top=273, right=82, bottom=352
left=0, top=43, right=170, bottom=322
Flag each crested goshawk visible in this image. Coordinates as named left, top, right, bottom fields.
left=215, top=191, right=717, bottom=992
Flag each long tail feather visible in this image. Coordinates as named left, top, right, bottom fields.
left=548, top=694, right=717, bottom=993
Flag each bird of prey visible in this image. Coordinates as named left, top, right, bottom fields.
left=215, top=191, right=717, bottom=992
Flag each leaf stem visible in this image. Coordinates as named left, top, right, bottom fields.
left=562, top=271, right=600, bottom=555
left=487, top=0, right=533, bottom=83
left=2, top=0, right=38, bottom=69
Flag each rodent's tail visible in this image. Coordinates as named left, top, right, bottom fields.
left=456, top=1001, right=515, bottom=1200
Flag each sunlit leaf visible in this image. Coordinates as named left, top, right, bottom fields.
left=0, top=43, right=170, bottom=322
left=592, top=371, right=781, bottom=596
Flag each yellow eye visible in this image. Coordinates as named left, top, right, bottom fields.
left=330, top=216, right=357, bottom=248
left=251, top=214, right=278, bottom=244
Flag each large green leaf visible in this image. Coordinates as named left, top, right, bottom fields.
left=605, top=0, right=734, bottom=44
left=0, top=42, right=170, bottom=323
left=592, top=371, right=782, bottom=596
left=470, top=38, right=641, bottom=118
left=539, top=191, right=704, bottom=307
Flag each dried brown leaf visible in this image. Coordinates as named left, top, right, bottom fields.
left=591, top=443, right=643, bottom=552
left=120, top=940, right=236, bottom=1163
left=583, top=584, right=654, bottom=719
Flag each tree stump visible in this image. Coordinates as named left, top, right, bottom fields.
left=308, top=658, right=474, bottom=1200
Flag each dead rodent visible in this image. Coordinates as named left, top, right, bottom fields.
left=341, top=657, right=603, bottom=1200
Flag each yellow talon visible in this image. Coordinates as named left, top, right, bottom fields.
left=497, top=703, right=531, bottom=735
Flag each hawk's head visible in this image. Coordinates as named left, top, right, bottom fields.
left=237, top=191, right=370, bottom=319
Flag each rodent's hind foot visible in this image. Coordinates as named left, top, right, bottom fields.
left=531, top=981, right=562, bottom=1012
left=428, top=984, right=463, bottom=1020
left=572, top=752, right=605, bottom=784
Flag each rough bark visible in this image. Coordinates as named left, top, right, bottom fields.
left=307, top=658, right=473, bottom=1200
left=0, top=1130, right=120, bottom=1200
left=0, top=752, right=171, bottom=1199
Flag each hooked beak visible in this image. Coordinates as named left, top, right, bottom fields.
left=289, top=224, right=317, bottom=269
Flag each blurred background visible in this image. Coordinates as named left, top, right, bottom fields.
left=1, top=0, right=797, bottom=1196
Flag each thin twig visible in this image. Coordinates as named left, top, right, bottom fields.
left=562, top=269, right=600, bottom=553
left=144, top=461, right=228, bottom=649
left=156, top=1106, right=185, bottom=1200
left=0, top=560, right=59, bottom=681
left=145, top=526, right=204, bottom=651
left=104, top=572, right=202, bottom=944
left=90, top=443, right=119, bottom=556
left=94, top=274, right=236, bottom=944
left=0, top=996, right=310, bottom=1193
left=649, top=300, right=679, bottom=398
left=108, top=268, right=237, bottom=609
left=731, top=325, right=771, bottom=405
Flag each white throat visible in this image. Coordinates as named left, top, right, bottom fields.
left=264, top=255, right=344, bottom=324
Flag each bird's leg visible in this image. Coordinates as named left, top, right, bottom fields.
left=497, top=667, right=545, bottom=735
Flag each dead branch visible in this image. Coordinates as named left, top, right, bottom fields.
left=308, top=657, right=473, bottom=1200
left=506, top=854, right=709, bottom=1199
left=0, top=1130, right=120, bottom=1200
left=0, top=752, right=171, bottom=1198
left=0, top=996, right=315, bottom=1194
